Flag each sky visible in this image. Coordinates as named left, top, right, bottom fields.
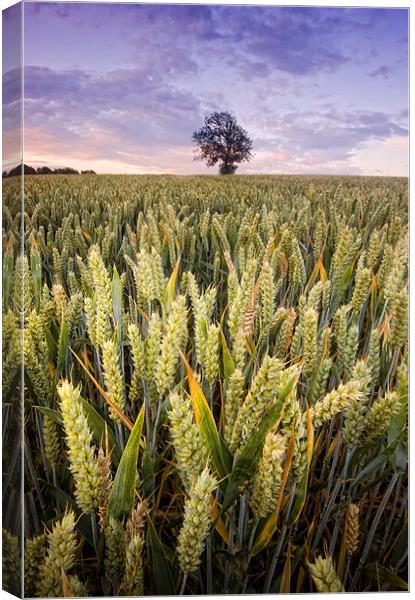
left=2, top=2, right=409, bottom=175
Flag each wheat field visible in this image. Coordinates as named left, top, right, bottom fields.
left=2, top=173, right=408, bottom=595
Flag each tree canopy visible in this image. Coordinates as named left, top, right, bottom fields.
left=192, top=111, right=253, bottom=175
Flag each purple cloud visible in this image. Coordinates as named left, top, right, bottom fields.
left=4, top=4, right=408, bottom=175
left=369, top=65, right=391, bottom=79
left=23, top=4, right=364, bottom=78
left=250, top=106, right=408, bottom=176
left=22, top=65, right=204, bottom=150
left=3, top=68, right=22, bottom=105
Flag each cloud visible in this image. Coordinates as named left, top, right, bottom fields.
left=9, top=5, right=408, bottom=175
left=2, top=68, right=22, bottom=104
left=246, top=107, right=408, bottom=175
left=237, top=9, right=350, bottom=76
left=25, top=4, right=359, bottom=79
left=13, top=61, right=408, bottom=176
left=2, top=70, right=22, bottom=134
left=22, top=65, right=203, bottom=147
left=13, top=64, right=206, bottom=172
left=369, top=65, right=391, bottom=79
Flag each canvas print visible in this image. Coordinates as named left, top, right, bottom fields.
left=2, top=2, right=408, bottom=597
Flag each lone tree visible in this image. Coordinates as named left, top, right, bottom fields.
left=192, top=111, right=253, bottom=175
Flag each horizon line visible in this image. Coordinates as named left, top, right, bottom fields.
left=3, top=170, right=408, bottom=179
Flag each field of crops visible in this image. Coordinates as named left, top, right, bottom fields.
left=2, top=174, right=408, bottom=595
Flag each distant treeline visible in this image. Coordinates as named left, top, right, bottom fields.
left=2, top=164, right=96, bottom=177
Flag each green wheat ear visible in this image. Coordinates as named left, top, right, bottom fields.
left=311, top=380, right=365, bottom=429
left=251, top=432, right=286, bottom=518
left=57, top=380, right=100, bottom=513
left=364, top=391, right=400, bottom=444
left=154, top=294, right=188, bottom=395
left=203, top=323, right=220, bottom=386
left=43, top=415, right=60, bottom=467
left=24, top=533, right=46, bottom=597
left=37, top=510, right=79, bottom=597
left=127, top=321, right=145, bottom=403
left=224, top=367, right=245, bottom=446
left=102, top=338, right=126, bottom=421
left=119, top=502, right=147, bottom=596
left=177, top=467, right=218, bottom=574
left=230, top=354, right=283, bottom=453
left=88, top=244, right=113, bottom=347
left=302, top=307, right=318, bottom=375
left=168, top=392, right=208, bottom=492
left=104, top=516, right=125, bottom=589
left=307, top=555, right=344, bottom=592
